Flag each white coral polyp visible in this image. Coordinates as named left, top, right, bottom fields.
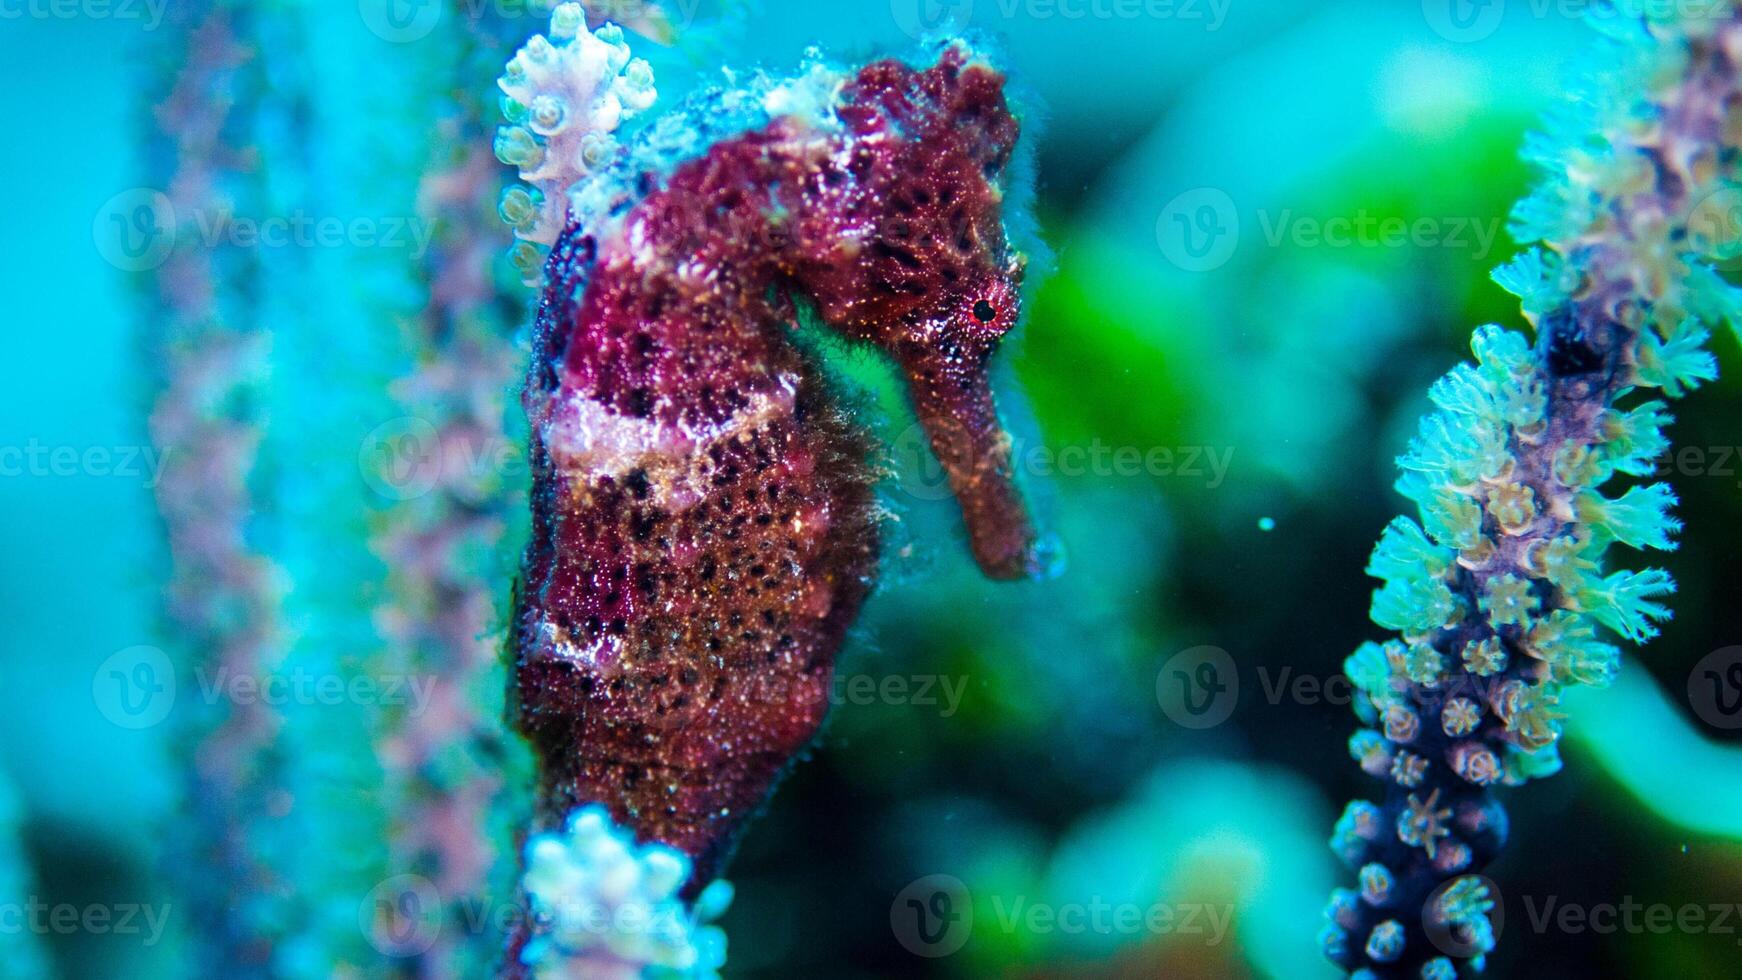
left=520, top=806, right=731, bottom=979
left=496, top=4, right=657, bottom=282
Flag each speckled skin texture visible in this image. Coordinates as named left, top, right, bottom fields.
left=511, top=45, right=1039, bottom=892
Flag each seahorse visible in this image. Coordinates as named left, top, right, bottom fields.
left=501, top=28, right=1043, bottom=899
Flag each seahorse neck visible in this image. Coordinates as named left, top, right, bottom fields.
left=550, top=118, right=846, bottom=430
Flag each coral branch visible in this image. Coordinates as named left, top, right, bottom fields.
left=368, top=6, right=540, bottom=976
left=144, top=5, right=294, bottom=971
left=517, top=807, right=731, bottom=977
left=1324, top=6, right=1742, bottom=976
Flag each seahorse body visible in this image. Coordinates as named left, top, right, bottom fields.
left=511, top=41, right=1040, bottom=888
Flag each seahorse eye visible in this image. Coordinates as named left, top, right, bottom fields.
left=972, top=299, right=997, bottom=324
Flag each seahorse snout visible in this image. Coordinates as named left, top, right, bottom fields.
left=903, top=345, right=1041, bottom=580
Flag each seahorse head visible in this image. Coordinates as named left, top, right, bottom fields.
left=785, top=41, right=1042, bottom=578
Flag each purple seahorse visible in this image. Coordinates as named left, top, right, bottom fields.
left=510, top=41, right=1042, bottom=890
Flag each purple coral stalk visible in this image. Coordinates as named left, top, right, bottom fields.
left=369, top=19, right=672, bottom=968
left=1324, top=6, right=1742, bottom=977
left=368, top=7, right=538, bottom=977
left=144, top=4, right=294, bottom=971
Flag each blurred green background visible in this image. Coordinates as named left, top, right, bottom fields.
left=3, top=1, right=1741, bottom=977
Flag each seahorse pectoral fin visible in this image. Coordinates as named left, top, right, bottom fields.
left=905, top=352, right=1039, bottom=580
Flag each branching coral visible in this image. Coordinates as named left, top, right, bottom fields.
left=496, top=5, right=657, bottom=283
left=369, top=5, right=539, bottom=976
left=144, top=4, right=295, bottom=971
left=518, top=806, right=732, bottom=977
left=1324, top=5, right=1742, bottom=976
left=495, top=5, right=1044, bottom=964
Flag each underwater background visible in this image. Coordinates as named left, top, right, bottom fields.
left=3, top=1, right=1741, bottom=977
